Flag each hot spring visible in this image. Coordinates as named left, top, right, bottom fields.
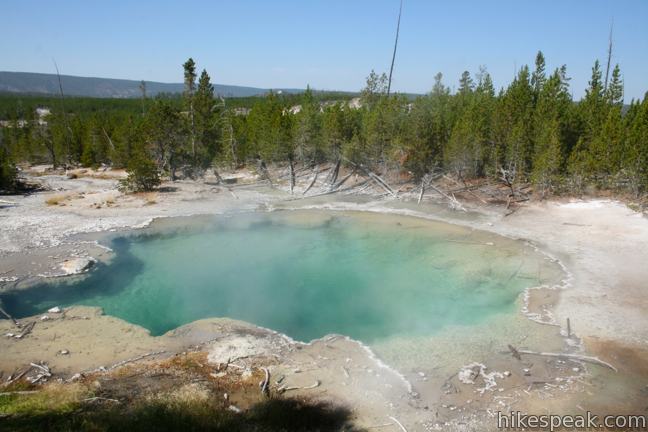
left=1, top=211, right=563, bottom=344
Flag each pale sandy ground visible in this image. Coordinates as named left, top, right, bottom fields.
left=1, top=167, right=647, bottom=430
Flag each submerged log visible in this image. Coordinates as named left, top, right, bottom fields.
left=0, top=304, right=20, bottom=327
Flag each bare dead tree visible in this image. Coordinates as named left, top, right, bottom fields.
left=53, top=59, right=72, bottom=167
left=604, top=19, right=614, bottom=91
left=386, top=0, right=403, bottom=96
left=139, top=80, right=147, bottom=116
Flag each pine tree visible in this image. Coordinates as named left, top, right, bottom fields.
left=294, top=86, right=323, bottom=162
left=194, top=69, right=219, bottom=169
left=531, top=68, right=570, bottom=193
left=605, top=64, right=623, bottom=106
left=458, top=71, right=474, bottom=95
left=360, top=70, right=388, bottom=109
left=146, top=99, right=183, bottom=180
left=183, top=58, right=198, bottom=167
left=623, top=94, right=648, bottom=195
left=531, top=51, right=547, bottom=100
left=569, top=60, right=606, bottom=183
left=0, top=128, right=17, bottom=191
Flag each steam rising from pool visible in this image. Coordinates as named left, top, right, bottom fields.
left=1, top=211, right=562, bottom=343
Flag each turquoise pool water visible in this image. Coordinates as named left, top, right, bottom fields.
left=1, top=211, right=559, bottom=342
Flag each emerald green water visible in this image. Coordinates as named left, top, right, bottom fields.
left=1, top=211, right=558, bottom=342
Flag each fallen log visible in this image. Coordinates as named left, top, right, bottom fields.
left=285, top=179, right=370, bottom=201
left=443, top=175, right=488, bottom=204
left=508, top=345, right=522, bottom=361
left=108, top=350, right=167, bottom=371
left=279, top=380, right=320, bottom=392
left=429, top=183, right=467, bottom=212
left=515, top=349, right=617, bottom=372
left=343, top=158, right=397, bottom=197
left=3, top=368, right=31, bottom=386
left=15, top=321, right=35, bottom=339
left=367, top=171, right=396, bottom=197
left=0, top=390, right=39, bottom=396
left=260, top=367, right=270, bottom=396
left=388, top=416, right=408, bottom=432
left=330, top=169, right=355, bottom=192
left=83, top=396, right=120, bottom=404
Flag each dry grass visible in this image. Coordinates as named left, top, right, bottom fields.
left=134, top=192, right=158, bottom=205
left=45, top=194, right=70, bottom=206
left=0, top=382, right=89, bottom=416
left=0, top=352, right=357, bottom=431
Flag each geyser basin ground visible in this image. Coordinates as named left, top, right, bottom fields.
left=2, top=210, right=564, bottom=346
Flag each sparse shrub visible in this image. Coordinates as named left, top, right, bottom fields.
left=119, top=154, right=161, bottom=193
left=45, top=194, right=68, bottom=206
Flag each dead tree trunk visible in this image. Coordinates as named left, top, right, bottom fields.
left=303, top=165, right=319, bottom=195
left=387, top=0, right=403, bottom=96
left=418, top=178, right=426, bottom=204
left=328, top=159, right=341, bottom=187
left=289, top=158, right=295, bottom=194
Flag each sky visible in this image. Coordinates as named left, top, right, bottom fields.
left=2, top=0, right=647, bottom=100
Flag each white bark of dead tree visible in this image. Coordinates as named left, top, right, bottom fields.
left=417, top=178, right=426, bottom=204
left=429, top=183, right=467, bottom=212
left=514, top=349, right=617, bottom=372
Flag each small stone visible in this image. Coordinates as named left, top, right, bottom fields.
left=504, top=371, right=511, bottom=377
left=523, top=368, right=531, bottom=376
left=40, top=315, right=50, bottom=321
left=5, top=333, right=14, bottom=338
left=48, top=306, right=62, bottom=314
left=418, top=371, right=426, bottom=378
left=69, top=373, right=82, bottom=381
left=572, top=367, right=580, bottom=372
left=58, top=349, right=70, bottom=355
left=223, top=393, right=229, bottom=400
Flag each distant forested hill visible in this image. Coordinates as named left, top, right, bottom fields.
left=0, top=71, right=304, bottom=98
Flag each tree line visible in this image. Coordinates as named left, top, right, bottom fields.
left=1, top=52, right=647, bottom=197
